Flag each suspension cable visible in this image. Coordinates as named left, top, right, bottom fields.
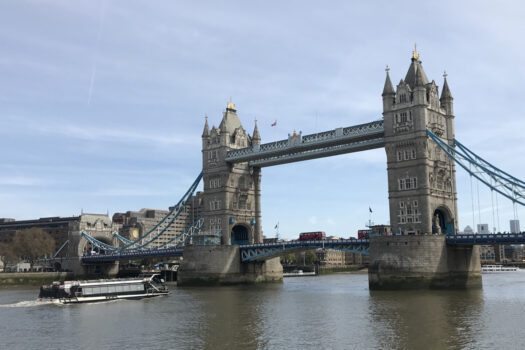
left=496, top=190, right=500, bottom=233
left=491, top=179, right=496, bottom=233
left=427, top=129, right=525, bottom=206
left=470, top=164, right=475, bottom=231
left=477, top=180, right=482, bottom=232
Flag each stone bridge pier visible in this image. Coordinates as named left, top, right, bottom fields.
left=62, top=214, right=119, bottom=277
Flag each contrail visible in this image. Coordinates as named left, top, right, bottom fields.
left=88, top=0, right=107, bottom=106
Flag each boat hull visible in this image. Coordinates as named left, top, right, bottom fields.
left=57, top=291, right=169, bottom=304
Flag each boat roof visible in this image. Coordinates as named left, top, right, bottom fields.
left=63, top=277, right=148, bottom=287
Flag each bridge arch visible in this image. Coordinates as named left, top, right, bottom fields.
left=433, top=205, right=454, bottom=235
left=231, top=224, right=251, bottom=245
left=81, top=236, right=114, bottom=256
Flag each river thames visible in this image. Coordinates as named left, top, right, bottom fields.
left=1, top=272, right=524, bottom=349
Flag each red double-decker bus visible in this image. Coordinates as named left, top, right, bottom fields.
left=299, top=231, right=326, bottom=240
left=357, top=229, right=371, bottom=239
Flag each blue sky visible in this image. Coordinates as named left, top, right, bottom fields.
left=1, top=1, right=524, bottom=239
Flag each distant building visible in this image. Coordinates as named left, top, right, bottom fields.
left=463, top=225, right=474, bottom=234
left=0, top=216, right=78, bottom=251
left=510, top=220, right=520, bottom=234
left=480, top=245, right=496, bottom=264
left=503, top=245, right=525, bottom=262
left=316, top=249, right=345, bottom=266
left=477, top=224, right=489, bottom=234
left=113, top=192, right=203, bottom=247
left=0, top=214, right=115, bottom=262
left=345, top=251, right=368, bottom=265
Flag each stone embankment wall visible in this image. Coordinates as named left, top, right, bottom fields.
left=368, top=235, right=481, bottom=289
left=178, top=245, right=283, bottom=286
left=318, top=265, right=367, bottom=274
left=0, top=272, right=72, bottom=288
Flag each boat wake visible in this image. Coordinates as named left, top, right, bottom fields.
left=0, top=299, right=62, bottom=308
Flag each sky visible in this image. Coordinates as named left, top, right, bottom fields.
left=1, top=1, right=524, bottom=239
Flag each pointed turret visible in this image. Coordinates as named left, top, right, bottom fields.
left=440, top=71, right=454, bottom=116
left=252, top=119, right=261, bottom=145
left=415, top=66, right=425, bottom=87
left=404, top=45, right=429, bottom=88
left=440, top=73, right=453, bottom=101
left=219, top=98, right=242, bottom=135
left=382, top=66, right=396, bottom=112
left=202, top=115, right=210, bottom=138
left=382, top=66, right=395, bottom=96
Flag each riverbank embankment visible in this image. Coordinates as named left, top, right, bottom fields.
left=318, top=266, right=368, bottom=274
left=0, top=272, right=72, bottom=288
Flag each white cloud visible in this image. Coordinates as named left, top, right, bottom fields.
left=0, top=176, right=43, bottom=186
left=308, top=216, right=318, bottom=225
left=1, top=115, right=198, bottom=147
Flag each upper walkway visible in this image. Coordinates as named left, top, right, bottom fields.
left=225, top=120, right=385, bottom=167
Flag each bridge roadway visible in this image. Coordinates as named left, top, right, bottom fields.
left=239, top=238, right=369, bottom=262
left=80, top=233, right=525, bottom=264
left=446, top=233, right=525, bottom=245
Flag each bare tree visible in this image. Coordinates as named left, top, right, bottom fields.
left=0, top=242, right=17, bottom=272
left=11, top=228, right=56, bottom=271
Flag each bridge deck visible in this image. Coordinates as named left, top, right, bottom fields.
left=79, top=234, right=525, bottom=263
left=446, top=233, right=525, bottom=245
left=239, top=239, right=370, bottom=261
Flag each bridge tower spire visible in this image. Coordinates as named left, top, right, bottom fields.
left=201, top=100, right=262, bottom=245
left=383, top=50, right=458, bottom=236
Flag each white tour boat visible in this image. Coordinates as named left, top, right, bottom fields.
left=39, top=274, right=168, bottom=304
left=481, top=265, right=520, bottom=273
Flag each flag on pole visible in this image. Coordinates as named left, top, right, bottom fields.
left=369, top=207, right=373, bottom=213
left=274, top=222, right=279, bottom=229
left=271, top=120, right=277, bottom=127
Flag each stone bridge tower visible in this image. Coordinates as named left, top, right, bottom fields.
left=369, top=49, right=480, bottom=290
left=201, top=100, right=262, bottom=245
left=382, top=48, right=457, bottom=236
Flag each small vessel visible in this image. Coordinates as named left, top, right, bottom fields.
left=283, top=269, right=316, bottom=277
left=481, top=265, right=520, bottom=273
left=39, top=274, right=168, bottom=304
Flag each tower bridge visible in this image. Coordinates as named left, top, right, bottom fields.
left=78, top=49, right=525, bottom=289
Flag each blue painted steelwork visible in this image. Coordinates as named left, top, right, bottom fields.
left=447, top=233, right=525, bottom=245
left=81, top=218, right=203, bottom=262
left=427, top=129, right=525, bottom=206
left=120, top=172, right=203, bottom=250
left=53, top=240, right=69, bottom=258
left=239, top=239, right=370, bottom=262
left=79, top=172, right=203, bottom=253
left=225, top=120, right=384, bottom=167
left=81, top=232, right=119, bottom=252
left=155, top=216, right=204, bottom=249
left=82, top=247, right=184, bottom=263
left=114, top=233, right=133, bottom=245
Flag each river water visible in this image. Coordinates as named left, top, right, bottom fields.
left=1, top=273, right=524, bottom=349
